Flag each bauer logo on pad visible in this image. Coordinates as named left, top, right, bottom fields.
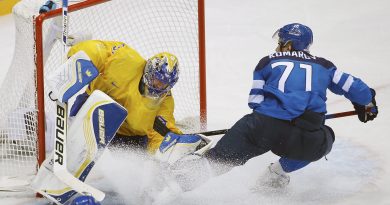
left=77, top=61, right=83, bottom=83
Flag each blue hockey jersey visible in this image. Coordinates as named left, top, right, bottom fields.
left=248, top=51, right=372, bottom=120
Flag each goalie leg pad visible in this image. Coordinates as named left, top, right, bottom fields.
left=32, top=90, right=127, bottom=204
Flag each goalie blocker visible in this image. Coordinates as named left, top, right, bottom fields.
left=32, top=90, right=127, bottom=204
left=46, top=50, right=99, bottom=103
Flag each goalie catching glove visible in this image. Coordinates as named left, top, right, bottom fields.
left=155, top=132, right=203, bottom=165
left=352, top=88, right=378, bottom=123
left=153, top=116, right=215, bottom=165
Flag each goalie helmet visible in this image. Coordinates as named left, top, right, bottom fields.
left=272, top=23, right=313, bottom=52
left=143, top=52, right=179, bottom=99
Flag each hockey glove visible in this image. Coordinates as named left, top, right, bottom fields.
left=353, top=88, right=378, bottom=123
left=39, top=0, right=57, bottom=14
left=155, top=132, right=202, bottom=165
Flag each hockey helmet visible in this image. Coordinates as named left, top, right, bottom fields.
left=143, top=52, right=179, bottom=99
left=272, top=23, right=313, bottom=52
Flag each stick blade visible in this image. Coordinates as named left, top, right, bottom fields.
left=54, top=170, right=105, bottom=201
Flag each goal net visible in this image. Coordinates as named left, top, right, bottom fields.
left=0, top=0, right=206, bottom=190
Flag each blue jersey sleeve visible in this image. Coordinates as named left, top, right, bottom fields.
left=328, top=68, right=372, bottom=105
left=248, top=57, right=270, bottom=109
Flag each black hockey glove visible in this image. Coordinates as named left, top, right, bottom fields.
left=352, top=88, right=378, bottom=123
left=39, top=0, right=57, bottom=14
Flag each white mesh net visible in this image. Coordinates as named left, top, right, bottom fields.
left=0, top=0, right=204, bottom=188
left=0, top=0, right=43, bottom=181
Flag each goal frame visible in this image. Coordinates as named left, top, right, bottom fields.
left=34, top=0, right=207, bottom=168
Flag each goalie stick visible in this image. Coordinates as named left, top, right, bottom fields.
left=50, top=0, right=105, bottom=202
left=53, top=102, right=105, bottom=202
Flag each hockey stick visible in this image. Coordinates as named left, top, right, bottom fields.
left=153, top=109, right=362, bottom=138
left=325, top=110, right=358, bottom=119
left=51, top=0, right=105, bottom=202
left=195, top=109, right=367, bottom=136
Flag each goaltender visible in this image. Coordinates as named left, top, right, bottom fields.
left=67, top=40, right=182, bottom=153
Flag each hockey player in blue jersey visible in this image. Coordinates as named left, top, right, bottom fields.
left=202, top=23, right=378, bottom=187
left=156, top=23, right=379, bottom=190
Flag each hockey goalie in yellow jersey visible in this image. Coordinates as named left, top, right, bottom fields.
left=67, top=40, right=182, bottom=153
left=32, top=1, right=206, bottom=204
left=33, top=40, right=202, bottom=205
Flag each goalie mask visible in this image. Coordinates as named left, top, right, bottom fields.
left=143, top=52, right=179, bottom=100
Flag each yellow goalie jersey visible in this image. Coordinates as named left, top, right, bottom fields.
left=67, top=40, right=182, bottom=153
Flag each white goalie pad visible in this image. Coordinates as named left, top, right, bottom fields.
left=45, top=50, right=99, bottom=103
left=31, top=90, right=127, bottom=204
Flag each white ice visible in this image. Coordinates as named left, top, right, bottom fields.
left=1, top=0, right=390, bottom=204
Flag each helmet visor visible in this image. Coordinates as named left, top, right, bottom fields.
left=272, top=29, right=280, bottom=41
left=144, top=85, right=169, bottom=100
left=151, top=77, right=170, bottom=91
left=272, top=29, right=289, bottom=47
left=272, top=29, right=282, bottom=42
left=143, top=73, right=171, bottom=99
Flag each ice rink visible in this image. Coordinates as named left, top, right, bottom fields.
left=1, top=0, right=390, bottom=204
